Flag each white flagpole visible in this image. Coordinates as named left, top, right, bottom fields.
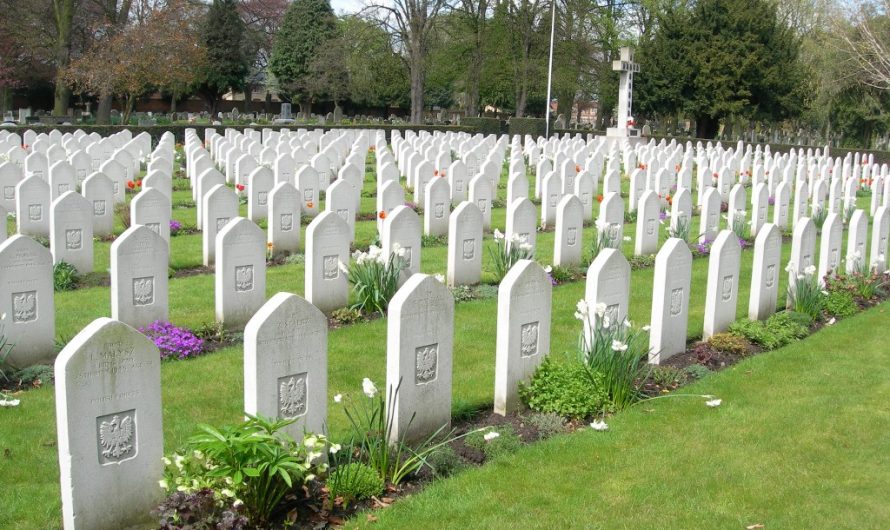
left=544, top=0, right=557, bottom=138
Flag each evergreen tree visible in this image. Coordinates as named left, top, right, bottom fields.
left=636, top=0, right=809, bottom=138
left=198, top=0, right=249, bottom=114
left=269, top=0, right=336, bottom=114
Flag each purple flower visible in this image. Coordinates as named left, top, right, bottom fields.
left=738, top=238, right=748, bottom=249
left=696, top=238, right=714, bottom=255
left=768, top=196, right=775, bottom=206
left=169, top=219, right=182, bottom=235
left=546, top=272, right=557, bottom=286
left=404, top=201, right=417, bottom=210
left=659, top=210, right=667, bottom=222
left=139, top=321, right=204, bottom=360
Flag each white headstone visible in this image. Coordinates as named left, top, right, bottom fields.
left=0, top=235, right=54, bottom=367
left=493, top=260, right=551, bottom=415
left=247, top=166, right=274, bottom=223
left=244, top=292, right=328, bottom=439
left=700, top=187, right=721, bottom=242
left=385, top=274, right=454, bottom=443
left=267, top=182, right=301, bottom=257
left=817, top=213, right=842, bottom=283
left=648, top=238, right=692, bottom=364
left=305, top=211, right=350, bottom=313
left=554, top=195, right=583, bottom=266
left=82, top=172, right=115, bottom=237
left=15, top=175, right=50, bottom=237
left=215, top=218, right=266, bottom=329
left=326, top=179, right=357, bottom=242
left=468, top=174, right=492, bottom=231
left=55, top=318, right=163, bottom=530
left=634, top=190, right=660, bottom=255
left=50, top=191, right=93, bottom=273
left=111, top=225, right=169, bottom=328
left=702, top=230, right=741, bottom=339
left=506, top=197, right=537, bottom=254
left=383, top=205, right=422, bottom=282
left=870, top=206, right=889, bottom=273
left=598, top=192, right=624, bottom=248
left=585, top=248, right=631, bottom=331
left=131, top=188, right=171, bottom=245
left=446, top=201, right=483, bottom=287
left=748, top=223, right=781, bottom=321
left=424, top=177, right=451, bottom=237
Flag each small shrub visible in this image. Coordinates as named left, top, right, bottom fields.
left=683, top=364, right=711, bottom=380
left=193, top=321, right=228, bottom=343
left=421, top=234, right=447, bottom=247
left=526, top=412, right=568, bottom=439
left=520, top=357, right=610, bottom=419
left=548, top=265, right=577, bottom=284
left=450, top=285, right=476, bottom=303
left=284, top=253, right=305, bottom=265
left=707, top=332, right=750, bottom=355
left=823, top=290, right=858, bottom=318
left=11, top=364, right=53, bottom=387
left=464, top=425, right=522, bottom=460
left=139, top=321, right=205, bottom=360
left=424, top=445, right=466, bottom=478
left=346, top=245, right=407, bottom=315
left=115, top=201, right=131, bottom=229
left=53, top=261, right=79, bottom=291
left=624, top=210, right=638, bottom=223
left=588, top=221, right=620, bottom=260
left=787, top=264, right=824, bottom=320
left=327, top=462, right=385, bottom=507
left=153, top=489, right=248, bottom=530
left=628, top=254, right=656, bottom=270
left=650, top=365, right=684, bottom=387
left=669, top=215, right=691, bottom=242
left=489, top=229, right=534, bottom=282
left=331, top=307, right=364, bottom=325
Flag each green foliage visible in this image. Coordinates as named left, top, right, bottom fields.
left=465, top=425, right=522, bottom=460
left=269, top=0, right=337, bottom=104
left=526, top=412, right=568, bottom=439
left=669, top=215, right=692, bottom=242
left=520, top=356, right=610, bottom=419
left=706, top=332, right=750, bottom=355
left=327, top=462, right=384, bottom=507
left=507, top=118, right=547, bottom=137
left=421, top=234, right=447, bottom=247
left=636, top=0, right=808, bottom=138
left=683, top=364, right=712, bottom=380
left=330, top=307, right=363, bottom=326
left=9, top=364, right=53, bottom=387
left=548, top=265, right=576, bottom=284
left=728, top=312, right=810, bottom=350
left=198, top=0, right=250, bottom=102
left=628, top=254, right=656, bottom=270
left=161, top=415, right=328, bottom=526
left=53, top=261, right=79, bottom=291
left=823, top=290, right=858, bottom=318
left=461, top=117, right=502, bottom=135
left=346, top=246, right=406, bottom=315
left=424, top=445, right=466, bottom=478
left=650, top=365, right=684, bottom=387
left=787, top=265, right=824, bottom=320
left=489, top=230, right=534, bottom=282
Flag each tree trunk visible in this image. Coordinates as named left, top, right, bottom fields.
left=409, top=52, right=425, bottom=124
left=96, top=94, right=113, bottom=124
left=170, top=88, right=177, bottom=114
left=122, top=94, right=135, bottom=124
left=52, top=0, right=75, bottom=116
left=695, top=115, right=719, bottom=139
left=0, top=87, right=12, bottom=114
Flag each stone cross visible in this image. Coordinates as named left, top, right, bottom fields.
left=612, top=46, right=640, bottom=132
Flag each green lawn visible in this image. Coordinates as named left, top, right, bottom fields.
left=357, top=301, right=890, bottom=530
left=0, top=152, right=882, bottom=529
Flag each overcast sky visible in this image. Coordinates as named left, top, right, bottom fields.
left=330, top=0, right=364, bottom=14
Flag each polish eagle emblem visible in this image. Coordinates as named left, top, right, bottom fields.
left=279, top=376, right=307, bottom=418
left=99, top=414, right=134, bottom=459
left=415, top=345, right=438, bottom=384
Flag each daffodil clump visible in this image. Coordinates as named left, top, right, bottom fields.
left=489, top=229, right=534, bottom=281
left=575, top=299, right=651, bottom=410
left=342, top=244, right=408, bottom=315
left=786, top=262, right=824, bottom=320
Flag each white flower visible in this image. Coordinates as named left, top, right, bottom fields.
left=174, top=454, right=185, bottom=470
left=304, top=436, right=319, bottom=448
left=493, top=228, right=504, bottom=241
left=520, top=242, right=533, bottom=252
left=233, top=499, right=244, bottom=509
left=162, top=457, right=172, bottom=466
left=595, top=303, right=607, bottom=318
left=338, top=260, right=349, bottom=274
left=362, top=377, right=377, bottom=398
left=595, top=219, right=608, bottom=231
left=544, top=265, right=552, bottom=273
left=192, top=450, right=204, bottom=460
left=785, top=262, right=795, bottom=273
left=804, top=265, right=817, bottom=275
left=307, top=450, right=323, bottom=463
left=623, top=318, right=632, bottom=328
left=576, top=299, right=589, bottom=318
left=434, top=273, right=445, bottom=283
left=827, top=317, right=836, bottom=326
left=705, top=399, right=722, bottom=407
left=483, top=431, right=500, bottom=441
left=623, top=236, right=631, bottom=242
left=221, top=488, right=236, bottom=498
left=611, top=340, right=628, bottom=352
left=333, top=393, right=342, bottom=403
left=329, top=443, right=342, bottom=455
left=642, top=324, right=651, bottom=331
left=820, top=290, right=829, bottom=296
left=158, top=479, right=169, bottom=490
left=590, top=419, right=609, bottom=431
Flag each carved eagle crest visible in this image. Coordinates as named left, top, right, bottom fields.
left=99, top=415, right=134, bottom=459
left=279, top=376, right=306, bottom=418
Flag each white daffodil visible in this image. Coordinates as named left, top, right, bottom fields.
left=804, top=265, right=817, bottom=275
left=483, top=431, right=500, bottom=441
left=304, top=436, right=319, bottom=448
left=595, top=303, right=607, bottom=317
left=493, top=228, right=504, bottom=241
left=544, top=265, right=553, bottom=273
left=827, top=317, right=836, bottom=326
left=705, top=399, right=722, bottom=407
left=590, top=419, right=609, bottom=431
left=362, top=377, right=378, bottom=398
left=329, top=443, right=342, bottom=455
left=333, top=394, right=342, bottom=403
left=338, top=260, right=349, bottom=274
left=158, top=479, right=169, bottom=490
left=611, top=340, right=628, bottom=352
left=785, top=262, right=795, bottom=273
left=307, top=451, right=323, bottom=463
left=434, top=273, right=445, bottom=283
left=520, top=242, right=533, bottom=252
left=623, top=236, right=632, bottom=242
left=576, top=299, right=589, bottom=318
left=642, top=324, right=651, bottom=331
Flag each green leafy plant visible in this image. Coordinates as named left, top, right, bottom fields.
left=650, top=365, right=685, bottom=387
left=628, top=254, right=656, bottom=270
left=730, top=212, right=749, bottom=242
left=823, top=290, right=858, bottom=318
left=588, top=221, right=619, bottom=260
left=284, top=253, right=305, bottom=265
left=464, top=425, right=522, bottom=460
left=669, top=213, right=691, bottom=242
left=576, top=300, right=650, bottom=410
left=423, top=445, right=466, bottom=478
left=728, top=312, right=810, bottom=350
left=53, top=261, right=80, bottom=291
left=548, top=265, right=577, bottom=284
left=683, top=364, right=711, bottom=380
left=706, top=332, right=751, bottom=355
left=161, top=415, right=328, bottom=526
left=340, top=378, right=475, bottom=486
left=326, top=462, right=384, bottom=508
left=811, top=205, right=828, bottom=230
left=489, top=229, right=534, bottom=282
left=786, top=263, right=824, bottom=320
left=152, top=488, right=248, bottom=529
left=421, top=234, right=447, bottom=247
left=526, top=412, right=569, bottom=439
left=330, top=307, right=364, bottom=326
left=345, top=244, right=407, bottom=315
left=519, top=356, right=610, bottom=419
